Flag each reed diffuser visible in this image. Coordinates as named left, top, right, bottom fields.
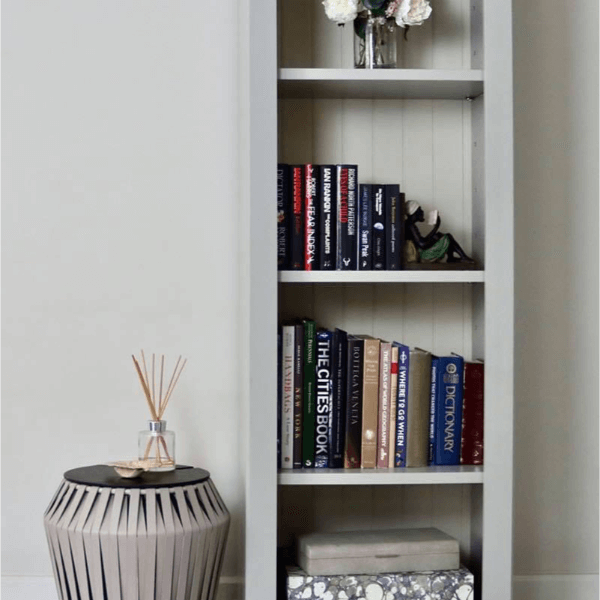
left=132, top=351, right=187, bottom=472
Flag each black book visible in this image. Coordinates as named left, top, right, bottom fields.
left=358, top=184, right=373, bottom=270
left=290, top=165, right=304, bottom=270
left=344, top=336, right=363, bottom=468
left=293, top=323, right=304, bottom=468
left=330, top=328, right=348, bottom=468
left=372, top=184, right=386, bottom=270
left=315, top=330, right=333, bottom=468
left=277, top=164, right=290, bottom=270
left=304, top=164, right=320, bottom=271
left=385, top=184, right=401, bottom=270
left=336, top=164, right=358, bottom=270
left=319, top=165, right=337, bottom=270
left=398, top=192, right=406, bottom=269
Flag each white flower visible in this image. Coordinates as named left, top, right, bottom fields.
left=393, top=0, right=432, bottom=28
left=322, top=0, right=359, bottom=24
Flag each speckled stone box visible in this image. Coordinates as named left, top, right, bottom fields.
left=286, top=565, right=474, bottom=600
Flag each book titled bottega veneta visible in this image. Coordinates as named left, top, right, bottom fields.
left=279, top=321, right=484, bottom=470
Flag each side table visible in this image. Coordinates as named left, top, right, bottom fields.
left=44, top=465, right=230, bottom=600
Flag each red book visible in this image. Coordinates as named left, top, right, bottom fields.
left=460, top=361, right=484, bottom=465
left=304, top=164, right=318, bottom=270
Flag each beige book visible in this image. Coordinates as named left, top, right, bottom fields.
left=388, top=345, right=399, bottom=468
left=407, top=348, right=432, bottom=467
left=356, top=336, right=380, bottom=468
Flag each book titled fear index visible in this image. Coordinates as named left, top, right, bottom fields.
left=336, top=165, right=358, bottom=270
left=304, top=165, right=319, bottom=271
left=290, top=165, right=305, bottom=270
left=319, top=165, right=337, bottom=270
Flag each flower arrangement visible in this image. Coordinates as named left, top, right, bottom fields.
left=322, top=0, right=432, bottom=28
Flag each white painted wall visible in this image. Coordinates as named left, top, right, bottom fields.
left=2, top=0, right=241, bottom=583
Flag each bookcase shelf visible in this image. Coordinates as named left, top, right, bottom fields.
left=278, top=68, right=484, bottom=100
left=278, top=271, right=485, bottom=284
left=278, top=466, right=484, bottom=486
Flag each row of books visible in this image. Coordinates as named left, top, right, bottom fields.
left=277, top=321, right=484, bottom=470
left=277, top=164, right=406, bottom=271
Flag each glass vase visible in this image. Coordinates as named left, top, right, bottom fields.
left=138, top=420, right=175, bottom=471
left=354, top=13, right=397, bottom=69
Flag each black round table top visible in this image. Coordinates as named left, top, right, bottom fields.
left=64, top=465, right=210, bottom=489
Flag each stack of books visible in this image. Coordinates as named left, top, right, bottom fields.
left=278, top=321, right=484, bottom=470
left=277, top=164, right=405, bottom=271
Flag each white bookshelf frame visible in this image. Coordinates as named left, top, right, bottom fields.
left=240, top=1, right=514, bottom=599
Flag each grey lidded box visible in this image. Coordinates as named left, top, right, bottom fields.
left=297, top=528, right=460, bottom=576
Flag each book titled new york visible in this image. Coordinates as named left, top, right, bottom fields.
left=330, top=328, right=348, bottom=468
left=387, top=344, right=399, bottom=467
left=293, top=324, right=304, bottom=468
left=304, top=165, right=319, bottom=271
left=290, top=165, right=304, bottom=270
left=429, top=356, right=439, bottom=465
left=315, top=330, right=333, bottom=468
left=372, top=184, right=386, bottom=270
left=277, top=164, right=290, bottom=270
left=461, top=361, right=484, bottom=465
left=356, top=335, right=380, bottom=469
left=281, top=326, right=295, bottom=469
left=336, top=165, right=358, bottom=270
left=394, top=343, right=410, bottom=467
left=319, top=165, right=337, bottom=270
left=406, top=348, right=432, bottom=468
left=358, top=184, right=373, bottom=270
left=344, top=336, right=363, bottom=468
left=385, top=184, right=402, bottom=270
left=302, top=320, right=317, bottom=468
left=434, top=355, right=464, bottom=466
left=377, top=341, right=392, bottom=468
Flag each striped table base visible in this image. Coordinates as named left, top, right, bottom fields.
left=44, top=471, right=230, bottom=600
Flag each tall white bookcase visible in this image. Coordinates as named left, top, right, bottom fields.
left=239, top=1, right=513, bottom=599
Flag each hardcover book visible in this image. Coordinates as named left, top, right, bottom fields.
left=377, top=341, right=392, bottom=468
left=304, top=164, right=319, bottom=271
left=290, top=165, right=304, bottom=270
left=387, top=344, right=399, bottom=468
left=372, top=184, right=386, bottom=270
left=406, top=348, right=432, bottom=467
left=281, top=326, right=295, bottom=469
left=277, top=164, right=290, bottom=270
left=344, top=336, right=363, bottom=468
left=336, top=165, right=358, bottom=270
left=356, top=335, right=380, bottom=468
left=330, top=328, right=348, bottom=468
left=394, top=342, right=410, bottom=467
left=429, top=356, right=439, bottom=465
left=319, top=165, right=337, bottom=270
left=385, top=184, right=401, bottom=270
left=293, top=323, right=304, bottom=468
left=434, top=355, right=464, bottom=466
left=278, top=329, right=282, bottom=469
left=461, top=361, right=484, bottom=465
left=358, top=184, right=373, bottom=270
left=302, top=320, right=317, bottom=468
left=315, top=330, right=333, bottom=468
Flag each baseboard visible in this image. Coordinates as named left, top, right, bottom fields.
left=513, top=574, right=599, bottom=600
left=2, top=576, right=243, bottom=600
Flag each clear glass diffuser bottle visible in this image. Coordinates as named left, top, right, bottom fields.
left=138, top=420, right=175, bottom=471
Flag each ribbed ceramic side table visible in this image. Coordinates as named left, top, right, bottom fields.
left=44, top=465, right=230, bottom=600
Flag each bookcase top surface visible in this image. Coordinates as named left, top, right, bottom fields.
left=278, top=271, right=485, bottom=284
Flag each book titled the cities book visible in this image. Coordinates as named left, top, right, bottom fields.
left=277, top=164, right=290, bottom=270
left=319, top=165, right=337, bottom=270
left=315, top=330, right=333, bottom=468
left=304, top=165, right=319, bottom=271
left=336, top=165, right=358, bottom=270
left=290, top=165, right=304, bottom=271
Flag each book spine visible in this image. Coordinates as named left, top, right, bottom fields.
left=377, top=342, right=392, bottom=468
left=358, top=184, right=373, bottom=270
left=344, top=337, right=363, bottom=468
left=429, top=357, right=439, bottom=465
left=293, top=324, right=304, bottom=468
left=361, top=338, right=380, bottom=468
left=290, top=165, right=304, bottom=270
left=434, top=356, right=464, bottom=465
left=277, top=164, right=290, bottom=270
left=281, top=326, right=295, bottom=469
left=315, top=330, right=333, bottom=468
left=387, top=345, right=399, bottom=467
left=337, top=165, right=358, bottom=270
left=304, top=164, right=319, bottom=271
left=406, top=349, right=432, bottom=467
left=461, top=362, right=484, bottom=465
left=372, top=184, right=386, bottom=270
left=319, top=165, right=337, bottom=270
left=398, top=192, right=405, bottom=269
left=277, top=329, right=282, bottom=469
left=394, top=343, right=410, bottom=467
left=386, top=184, right=401, bottom=270
left=302, top=320, right=317, bottom=468
left=330, top=328, right=347, bottom=468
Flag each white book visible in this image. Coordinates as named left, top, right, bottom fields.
left=281, top=326, right=295, bottom=469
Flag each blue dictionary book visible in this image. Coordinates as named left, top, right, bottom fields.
left=358, top=184, right=373, bottom=270
left=315, top=330, right=333, bottom=468
left=434, top=355, right=464, bottom=465
left=330, top=328, right=348, bottom=468
left=394, top=342, right=410, bottom=467
left=429, top=357, right=440, bottom=465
